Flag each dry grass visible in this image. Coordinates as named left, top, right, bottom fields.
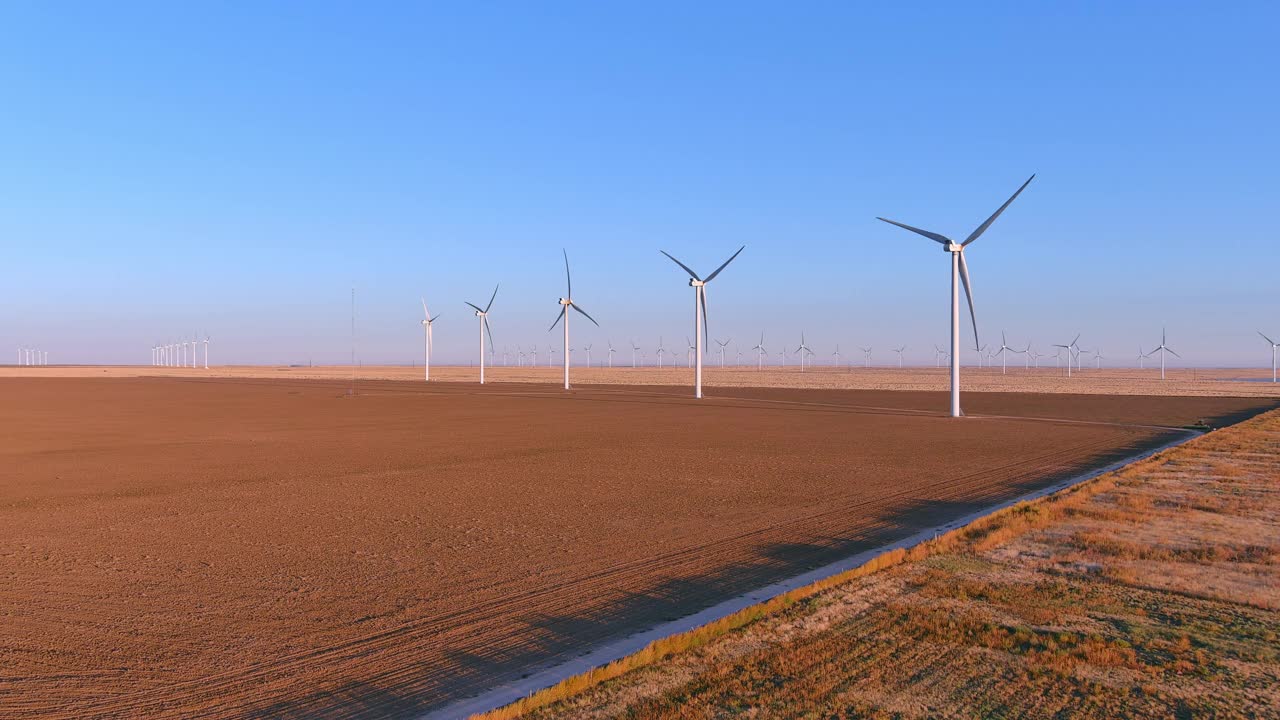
left=481, top=409, right=1280, bottom=719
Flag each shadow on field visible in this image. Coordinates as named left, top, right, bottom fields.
left=244, top=429, right=1195, bottom=718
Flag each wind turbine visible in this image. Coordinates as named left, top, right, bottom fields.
left=1145, top=328, right=1179, bottom=380
left=794, top=333, right=812, bottom=371
left=993, top=331, right=1024, bottom=375
left=584, top=344, right=593, bottom=368
left=630, top=340, right=639, bottom=368
left=656, top=337, right=666, bottom=368
left=878, top=174, right=1035, bottom=417
left=660, top=246, right=745, bottom=399
left=751, top=332, right=766, bottom=371
left=715, top=337, right=731, bottom=367
left=1254, top=330, right=1274, bottom=379
left=1093, top=348, right=1104, bottom=369
left=685, top=337, right=696, bottom=367
left=893, top=345, right=906, bottom=368
left=1137, top=346, right=1146, bottom=370
left=549, top=250, right=600, bottom=390
left=833, top=344, right=842, bottom=366
left=464, top=285, right=498, bottom=384
left=736, top=347, right=743, bottom=367
left=607, top=340, right=616, bottom=368
left=1259, top=331, right=1279, bottom=383
left=1052, top=334, right=1081, bottom=378
left=420, top=298, right=440, bottom=381
left=860, top=345, right=872, bottom=368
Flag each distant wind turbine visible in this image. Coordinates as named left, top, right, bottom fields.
left=1259, top=331, right=1279, bottom=383
left=893, top=345, right=906, bottom=368
left=464, top=285, right=498, bottom=384
left=993, top=331, right=1025, bottom=375
left=660, top=245, right=745, bottom=399
left=420, top=298, right=441, bottom=382
left=1052, top=334, right=1081, bottom=378
left=715, top=337, right=731, bottom=367
left=607, top=340, right=616, bottom=368
left=795, top=333, right=812, bottom=371
left=549, top=250, right=599, bottom=390
left=1145, top=328, right=1179, bottom=380
left=751, top=332, right=766, bottom=371
left=860, top=345, right=872, bottom=368
left=878, top=174, right=1035, bottom=417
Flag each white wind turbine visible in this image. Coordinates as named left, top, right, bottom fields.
left=685, top=337, right=696, bottom=367
left=1052, top=334, right=1081, bottom=378
left=656, top=337, right=666, bottom=368
left=549, top=250, right=600, bottom=390
left=630, top=340, right=639, bottom=368
left=1259, top=331, right=1279, bottom=383
left=420, top=297, right=441, bottom=381
left=878, top=174, right=1035, bottom=417
left=736, top=347, right=743, bottom=367
left=1145, top=328, right=1179, bottom=380
left=893, top=345, right=906, bottom=368
left=1093, top=348, right=1105, bottom=369
left=464, top=285, right=498, bottom=384
left=794, top=333, right=812, bottom=371
left=661, top=246, right=745, bottom=399
left=832, top=344, right=842, bottom=367
left=751, top=332, right=766, bottom=371
left=715, top=337, right=731, bottom=367
left=993, top=331, right=1024, bottom=375
left=1136, top=346, right=1146, bottom=369
left=860, top=345, right=872, bottom=368
left=584, top=344, right=593, bottom=368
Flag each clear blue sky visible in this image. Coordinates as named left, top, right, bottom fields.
left=2, top=2, right=1276, bottom=367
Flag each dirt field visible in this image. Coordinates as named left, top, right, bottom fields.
left=528, top=408, right=1280, bottom=719
left=0, top=377, right=1273, bottom=718
left=4, top=363, right=1279, bottom=399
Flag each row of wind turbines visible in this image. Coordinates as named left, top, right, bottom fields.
left=16, top=348, right=49, bottom=365
left=413, top=173, right=1276, bottom=413
left=152, top=337, right=210, bottom=369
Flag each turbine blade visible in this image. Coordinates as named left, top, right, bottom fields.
left=548, top=307, right=565, bottom=332
left=958, top=251, right=979, bottom=349
left=700, top=287, right=709, bottom=346
left=485, top=284, right=499, bottom=313
left=660, top=251, right=700, bottom=281
left=465, top=301, right=484, bottom=313
left=484, top=315, right=494, bottom=349
left=571, top=302, right=600, bottom=327
left=876, top=217, right=951, bottom=245
left=422, top=297, right=430, bottom=319
left=1261, top=331, right=1278, bottom=346
left=704, top=245, right=745, bottom=283
left=962, top=174, right=1035, bottom=246
left=1167, top=347, right=1181, bottom=358
left=563, top=248, right=571, bottom=298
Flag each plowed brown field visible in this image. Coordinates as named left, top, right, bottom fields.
left=0, top=377, right=1273, bottom=718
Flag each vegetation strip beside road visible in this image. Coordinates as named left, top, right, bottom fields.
left=476, top=409, right=1280, bottom=719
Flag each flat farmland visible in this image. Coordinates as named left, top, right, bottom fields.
left=0, top=377, right=1273, bottom=718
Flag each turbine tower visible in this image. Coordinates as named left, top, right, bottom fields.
left=419, top=298, right=441, bottom=381
left=661, top=246, right=744, bottom=399
left=464, top=285, right=498, bottom=384
left=1259, top=331, right=1279, bottom=383
left=878, top=174, right=1035, bottom=417
left=549, top=250, right=599, bottom=390
left=1145, top=328, right=1179, bottom=380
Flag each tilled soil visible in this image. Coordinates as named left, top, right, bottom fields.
left=0, top=377, right=1272, bottom=718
